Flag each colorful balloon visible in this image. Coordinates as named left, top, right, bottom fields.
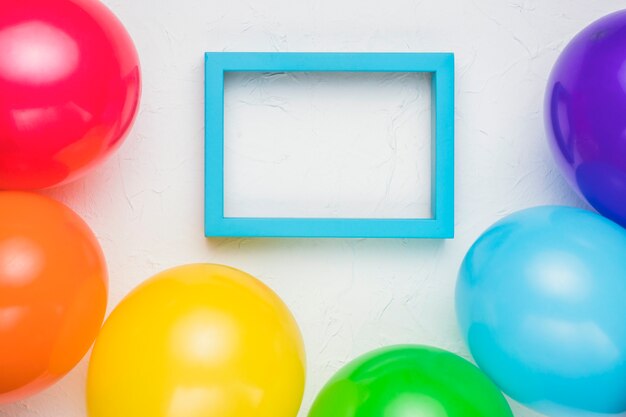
left=0, top=191, right=108, bottom=403
left=308, top=345, right=513, bottom=417
left=0, top=0, right=141, bottom=190
left=546, top=10, right=626, bottom=227
left=457, top=206, right=626, bottom=416
left=87, top=264, right=305, bottom=417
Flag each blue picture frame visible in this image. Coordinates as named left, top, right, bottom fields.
left=205, top=52, right=454, bottom=238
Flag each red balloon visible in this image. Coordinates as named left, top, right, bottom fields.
left=0, top=0, right=141, bottom=190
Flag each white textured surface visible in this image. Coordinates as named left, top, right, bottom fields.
left=2, top=1, right=623, bottom=416
left=224, top=71, right=432, bottom=219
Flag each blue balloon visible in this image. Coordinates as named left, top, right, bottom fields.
left=456, top=206, right=626, bottom=417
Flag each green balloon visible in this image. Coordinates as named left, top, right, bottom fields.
left=309, top=345, right=513, bottom=417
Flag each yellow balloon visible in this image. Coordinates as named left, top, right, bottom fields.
left=87, top=264, right=305, bottom=417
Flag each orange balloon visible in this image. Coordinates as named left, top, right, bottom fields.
left=0, top=191, right=107, bottom=403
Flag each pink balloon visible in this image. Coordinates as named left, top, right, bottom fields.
left=0, top=0, right=141, bottom=189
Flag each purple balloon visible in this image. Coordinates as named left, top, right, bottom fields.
left=546, top=10, right=626, bottom=227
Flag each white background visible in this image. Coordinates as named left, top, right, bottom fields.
left=2, top=1, right=625, bottom=416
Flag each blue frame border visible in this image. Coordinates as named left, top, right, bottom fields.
left=205, top=52, right=454, bottom=238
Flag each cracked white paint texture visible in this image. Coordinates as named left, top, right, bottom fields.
left=224, top=71, right=433, bottom=219
left=1, top=1, right=624, bottom=416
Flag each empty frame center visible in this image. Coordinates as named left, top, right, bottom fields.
left=223, top=71, right=433, bottom=219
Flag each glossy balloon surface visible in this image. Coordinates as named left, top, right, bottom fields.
left=0, top=191, right=108, bottom=403
left=87, top=264, right=305, bottom=417
left=545, top=10, right=626, bottom=227
left=0, top=0, right=141, bottom=189
left=457, top=206, right=626, bottom=416
left=309, top=345, right=513, bottom=417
